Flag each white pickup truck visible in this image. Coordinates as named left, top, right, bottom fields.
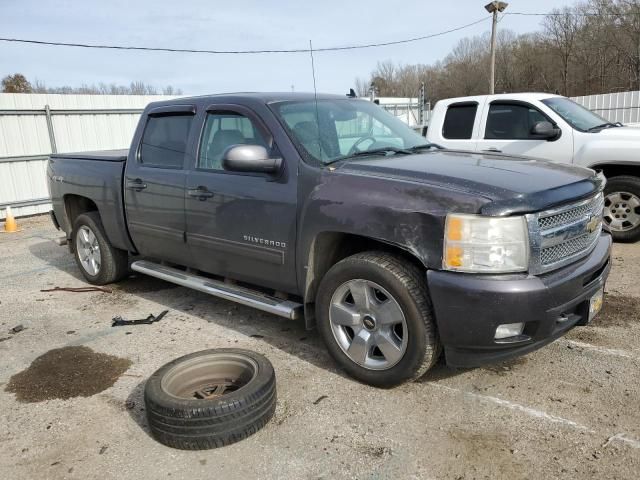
left=427, top=93, right=640, bottom=242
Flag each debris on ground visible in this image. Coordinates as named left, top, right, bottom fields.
left=40, top=286, right=112, bottom=293
left=313, top=395, right=328, bottom=405
left=111, top=310, right=169, bottom=327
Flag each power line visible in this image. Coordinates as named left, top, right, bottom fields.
left=0, top=17, right=489, bottom=55
left=508, top=11, right=640, bottom=17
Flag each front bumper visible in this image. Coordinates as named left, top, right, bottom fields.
left=427, top=233, right=612, bottom=368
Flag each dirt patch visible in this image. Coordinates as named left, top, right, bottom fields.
left=568, top=328, right=606, bottom=346
left=5, top=346, right=131, bottom=403
left=481, top=356, right=528, bottom=376
left=447, top=428, right=529, bottom=479
left=115, top=275, right=179, bottom=294
left=592, top=294, right=640, bottom=328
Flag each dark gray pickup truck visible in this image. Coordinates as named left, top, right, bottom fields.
left=48, top=92, right=611, bottom=387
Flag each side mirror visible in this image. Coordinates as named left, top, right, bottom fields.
left=531, top=121, right=560, bottom=140
left=222, top=145, right=282, bottom=174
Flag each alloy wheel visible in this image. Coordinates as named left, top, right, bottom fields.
left=329, top=279, right=408, bottom=370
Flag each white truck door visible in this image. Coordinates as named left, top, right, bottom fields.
left=475, top=100, right=573, bottom=163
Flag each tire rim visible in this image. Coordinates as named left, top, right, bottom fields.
left=329, top=279, right=408, bottom=371
left=604, top=191, right=640, bottom=232
left=161, top=353, right=258, bottom=400
left=76, top=225, right=101, bottom=276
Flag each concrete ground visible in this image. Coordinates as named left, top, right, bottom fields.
left=1, top=215, right=639, bottom=480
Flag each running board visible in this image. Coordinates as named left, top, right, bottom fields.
left=130, top=260, right=302, bottom=320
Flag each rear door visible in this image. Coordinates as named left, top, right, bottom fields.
left=124, top=105, right=196, bottom=264
left=475, top=101, right=573, bottom=162
left=184, top=104, right=297, bottom=293
left=429, top=100, right=483, bottom=151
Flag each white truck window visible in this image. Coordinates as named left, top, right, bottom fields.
left=442, top=103, right=477, bottom=140
left=485, top=103, right=547, bottom=140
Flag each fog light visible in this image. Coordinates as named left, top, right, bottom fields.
left=494, top=323, right=525, bottom=340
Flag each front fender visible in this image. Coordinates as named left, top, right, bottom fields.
left=295, top=170, right=489, bottom=298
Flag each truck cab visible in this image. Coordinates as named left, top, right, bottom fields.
left=427, top=93, right=640, bottom=241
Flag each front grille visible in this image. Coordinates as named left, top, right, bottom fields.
left=538, top=194, right=604, bottom=230
left=539, top=230, right=601, bottom=265
left=528, top=193, right=604, bottom=274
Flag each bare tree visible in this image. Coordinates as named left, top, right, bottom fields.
left=2, top=73, right=32, bottom=93
left=8, top=76, right=182, bottom=95
left=353, top=0, right=640, bottom=102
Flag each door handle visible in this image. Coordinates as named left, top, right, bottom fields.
left=482, top=148, right=502, bottom=153
left=187, top=186, right=214, bottom=200
left=126, top=178, right=147, bottom=191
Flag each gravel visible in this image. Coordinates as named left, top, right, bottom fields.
left=1, top=215, right=639, bottom=479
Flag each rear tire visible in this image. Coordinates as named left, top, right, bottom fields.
left=72, top=212, right=128, bottom=285
left=316, top=251, right=440, bottom=388
left=603, top=176, right=640, bottom=243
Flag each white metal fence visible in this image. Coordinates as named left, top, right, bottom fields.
left=0, top=93, right=176, bottom=219
left=1, top=91, right=637, bottom=220
left=571, top=90, right=640, bottom=125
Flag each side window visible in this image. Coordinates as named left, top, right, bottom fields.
left=198, top=112, right=268, bottom=170
left=442, top=103, right=477, bottom=139
left=485, top=103, right=548, bottom=140
left=140, top=114, right=194, bottom=168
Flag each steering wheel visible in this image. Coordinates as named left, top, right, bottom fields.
left=347, top=136, right=377, bottom=156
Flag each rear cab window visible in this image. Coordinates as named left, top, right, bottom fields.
left=442, top=102, right=478, bottom=140
left=140, top=111, right=195, bottom=168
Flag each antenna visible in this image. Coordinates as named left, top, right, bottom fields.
left=309, top=39, right=323, bottom=160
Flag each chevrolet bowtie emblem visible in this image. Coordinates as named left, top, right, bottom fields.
left=586, top=214, right=600, bottom=233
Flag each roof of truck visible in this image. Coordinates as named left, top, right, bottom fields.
left=152, top=92, right=353, bottom=105
left=434, top=92, right=562, bottom=106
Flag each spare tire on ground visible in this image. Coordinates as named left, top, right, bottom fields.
left=144, top=349, right=276, bottom=450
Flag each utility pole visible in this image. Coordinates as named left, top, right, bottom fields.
left=485, top=1, right=508, bottom=95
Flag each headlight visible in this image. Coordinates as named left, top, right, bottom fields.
left=443, top=214, right=529, bottom=273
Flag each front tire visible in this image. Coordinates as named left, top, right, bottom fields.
left=72, top=212, right=128, bottom=285
left=316, top=251, right=440, bottom=388
left=604, top=176, right=640, bottom=242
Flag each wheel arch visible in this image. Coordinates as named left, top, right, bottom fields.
left=589, top=162, right=640, bottom=179
left=302, top=231, right=426, bottom=329
left=63, top=194, right=99, bottom=251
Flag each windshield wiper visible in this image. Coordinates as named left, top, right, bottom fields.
left=587, top=122, right=618, bottom=132
left=325, top=147, right=412, bottom=165
left=407, top=143, right=443, bottom=151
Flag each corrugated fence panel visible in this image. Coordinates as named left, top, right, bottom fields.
left=0, top=93, right=177, bottom=219
left=571, top=91, right=640, bottom=125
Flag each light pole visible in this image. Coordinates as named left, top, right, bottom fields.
left=485, top=1, right=508, bottom=95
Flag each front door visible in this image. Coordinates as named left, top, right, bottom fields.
left=476, top=101, right=574, bottom=163
left=185, top=105, right=297, bottom=293
left=124, top=106, right=196, bottom=265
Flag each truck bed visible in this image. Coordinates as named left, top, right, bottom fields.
left=48, top=149, right=134, bottom=252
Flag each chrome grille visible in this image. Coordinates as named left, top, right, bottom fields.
left=527, top=193, right=604, bottom=274
left=538, top=194, right=604, bottom=230
left=539, top=230, right=601, bottom=265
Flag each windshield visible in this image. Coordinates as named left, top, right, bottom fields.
left=541, top=97, right=610, bottom=131
left=271, top=99, right=429, bottom=165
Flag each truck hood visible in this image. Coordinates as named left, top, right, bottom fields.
left=596, top=125, right=640, bottom=140
left=337, top=149, right=604, bottom=215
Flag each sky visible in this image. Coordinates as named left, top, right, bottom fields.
left=0, top=0, right=579, bottom=96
